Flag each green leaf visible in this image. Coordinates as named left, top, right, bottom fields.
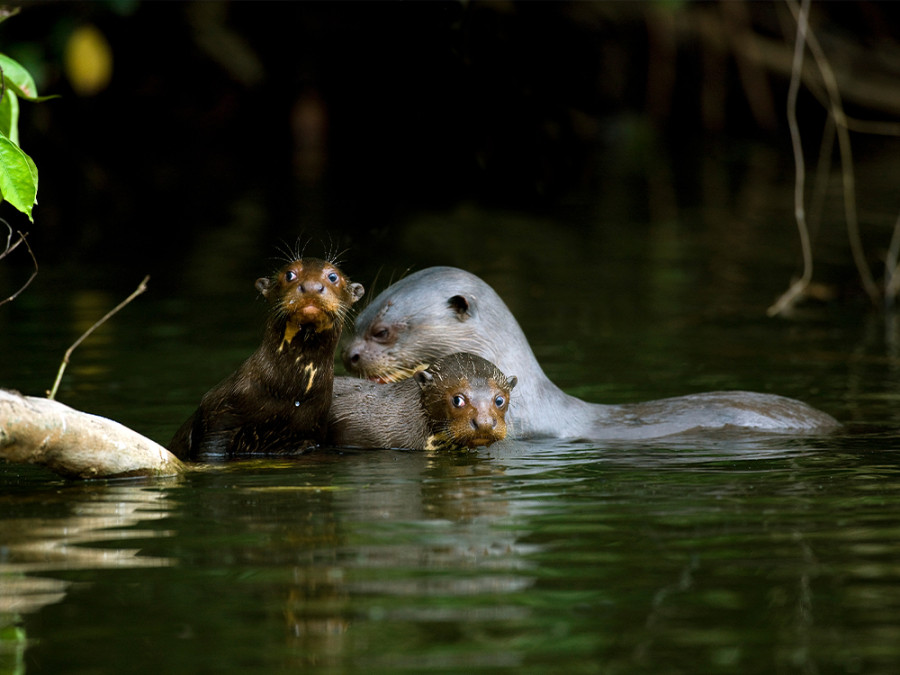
left=24, top=150, right=37, bottom=193
left=0, top=87, right=19, bottom=144
left=0, top=53, right=40, bottom=100
left=0, top=130, right=37, bottom=221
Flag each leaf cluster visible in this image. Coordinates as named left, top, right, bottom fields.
left=0, top=38, right=53, bottom=223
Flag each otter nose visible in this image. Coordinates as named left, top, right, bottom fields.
left=343, top=345, right=361, bottom=370
left=471, top=412, right=497, bottom=431
left=299, top=281, right=325, bottom=294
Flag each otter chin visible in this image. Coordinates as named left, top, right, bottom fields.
left=342, top=266, right=840, bottom=441
left=294, top=304, right=334, bottom=332
left=299, top=304, right=323, bottom=319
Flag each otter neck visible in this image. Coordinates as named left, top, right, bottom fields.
left=248, top=314, right=341, bottom=398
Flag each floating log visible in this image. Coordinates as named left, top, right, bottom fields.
left=0, top=389, right=185, bottom=479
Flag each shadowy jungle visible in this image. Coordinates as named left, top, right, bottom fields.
left=1, top=1, right=899, bottom=289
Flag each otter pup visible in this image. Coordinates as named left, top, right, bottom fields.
left=327, top=352, right=517, bottom=450
left=169, top=257, right=364, bottom=460
left=342, top=266, right=840, bottom=440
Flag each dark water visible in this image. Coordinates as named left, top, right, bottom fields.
left=4, top=142, right=900, bottom=674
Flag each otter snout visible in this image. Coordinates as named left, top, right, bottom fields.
left=343, top=341, right=363, bottom=371
left=471, top=407, right=498, bottom=432
left=466, top=406, right=505, bottom=447
left=299, top=280, right=325, bottom=294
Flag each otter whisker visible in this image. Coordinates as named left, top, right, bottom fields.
left=273, top=240, right=296, bottom=266
left=362, top=266, right=387, bottom=310
left=329, top=247, right=350, bottom=267
left=296, top=237, right=312, bottom=261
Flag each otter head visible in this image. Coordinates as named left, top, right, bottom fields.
left=343, top=267, right=512, bottom=383
left=413, top=352, right=517, bottom=449
left=257, top=258, right=364, bottom=341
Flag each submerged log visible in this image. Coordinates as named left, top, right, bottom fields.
left=0, top=389, right=185, bottom=479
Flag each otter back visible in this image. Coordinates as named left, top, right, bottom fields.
left=341, top=266, right=840, bottom=439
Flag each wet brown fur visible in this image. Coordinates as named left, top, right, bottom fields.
left=168, top=257, right=364, bottom=460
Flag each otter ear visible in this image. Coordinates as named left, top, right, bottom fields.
left=507, top=376, right=518, bottom=391
left=349, top=282, right=365, bottom=304
left=447, top=294, right=472, bottom=321
left=255, top=277, right=273, bottom=298
left=414, top=370, right=434, bottom=390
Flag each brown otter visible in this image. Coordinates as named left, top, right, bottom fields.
left=342, top=267, right=840, bottom=440
left=327, top=352, right=517, bottom=450
left=168, top=257, right=364, bottom=460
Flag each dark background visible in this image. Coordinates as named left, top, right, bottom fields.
left=2, top=1, right=900, bottom=292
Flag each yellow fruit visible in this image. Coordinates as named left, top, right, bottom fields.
left=64, top=25, right=113, bottom=96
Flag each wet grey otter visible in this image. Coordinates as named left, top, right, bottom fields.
left=327, top=352, right=517, bottom=450
left=342, top=266, right=840, bottom=440
left=168, top=257, right=364, bottom=460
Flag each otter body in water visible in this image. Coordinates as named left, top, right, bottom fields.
left=328, top=352, right=517, bottom=450
left=169, top=257, right=364, bottom=460
left=342, top=267, right=839, bottom=440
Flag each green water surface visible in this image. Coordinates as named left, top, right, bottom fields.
left=3, top=143, right=900, bottom=674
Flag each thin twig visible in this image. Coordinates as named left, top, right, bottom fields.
left=884, top=209, right=900, bottom=304
left=0, top=225, right=39, bottom=307
left=785, top=0, right=880, bottom=304
left=768, top=0, right=813, bottom=317
left=807, top=112, right=834, bottom=244
left=1, top=219, right=17, bottom=259
left=842, top=118, right=900, bottom=137
left=47, top=275, right=150, bottom=401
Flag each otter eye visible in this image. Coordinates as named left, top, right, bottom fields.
left=371, top=327, right=390, bottom=341
left=327, top=271, right=339, bottom=284
left=451, top=394, right=466, bottom=408
left=285, top=270, right=297, bottom=282
left=494, top=395, right=506, bottom=408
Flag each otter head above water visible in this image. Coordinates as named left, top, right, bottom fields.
left=257, top=257, right=364, bottom=345
left=342, top=266, right=840, bottom=440
left=343, top=267, right=533, bottom=384
left=414, top=352, right=517, bottom=449
left=327, top=351, right=517, bottom=451
left=341, top=266, right=569, bottom=438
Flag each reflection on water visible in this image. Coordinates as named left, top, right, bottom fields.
left=1, top=427, right=900, bottom=672
left=0, top=485, right=174, bottom=616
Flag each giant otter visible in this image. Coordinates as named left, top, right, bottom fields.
left=169, top=257, right=364, bottom=460
left=328, top=352, right=517, bottom=450
left=342, top=267, right=839, bottom=440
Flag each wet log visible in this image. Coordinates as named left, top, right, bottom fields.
left=0, top=389, right=185, bottom=479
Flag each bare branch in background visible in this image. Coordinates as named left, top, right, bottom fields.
left=47, top=275, right=150, bottom=401
left=0, top=222, right=38, bottom=307
left=768, top=0, right=813, bottom=317
left=784, top=0, right=880, bottom=305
